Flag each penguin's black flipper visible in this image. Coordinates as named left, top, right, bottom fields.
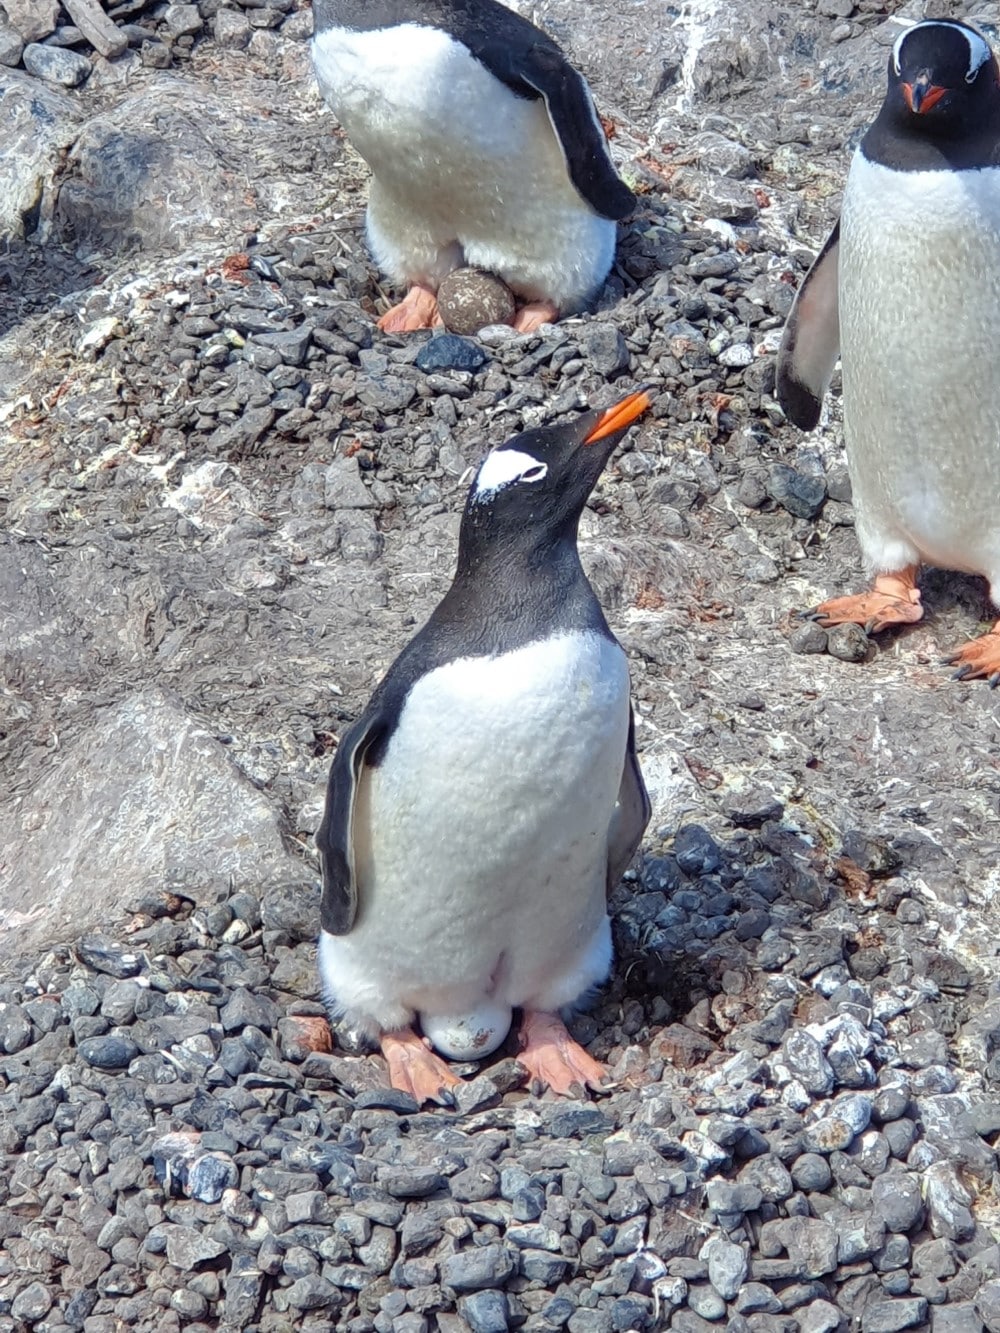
left=316, top=712, right=387, bottom=935
left=776, top=221, right=841, bottom=431
left=606, top=706, right=651, bottom=893
left=484, top=39, right=635, bottom=220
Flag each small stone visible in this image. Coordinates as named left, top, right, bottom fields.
left=75, top=935, right=143, bottom=978
left=766, top=464, right=826, bottom=519
left=736, top=1284, right=783, bottom=1315
left=285, top=1275, right=341, bottom=1310
left=932, top=1305, right=985, bottom=1333
left=861, top=1298, right=928, bottom=1333
left=0, top=25, right=25, bottom=66
left=161, top=1226, right=228, bottom=1268
left=777, top=1029, right=835, bottom=1095
left=871, top=1173, right=924, bottom=1233
left=436, top=269, right=516, bottom=336
left=702, top=1237, right=748, bottom=1300
left=826, top=623, right=870, bottom=663
left=78, top=1035, right=139, bottom=1070
left=164, top=3, right=203, bottom=35
left=799, top=1300, right=842, bottom=1333
left=674, top=824, right=722, bottom=876
left=458, top=1289, right=510, bottom=1333
left=11, top=1282, right=53, bottom=1322
left=354, top=1089, right=420, bottom=1113
left=791, top=1154, right=832, bottom=1191
left=441, top=1244, right=515, bottom=1292
left=580, top=323, right=631, bottom=377
left=688, top=1282, right=727, bottom=1319
left=22, top=41, right=91, bottom=85
left=0, top=1003, right=33, bottom=1053
left=215, top=8, right=251, bottom=46
left=379, top=1167, right=446, bottom=1199
left=414, top=331, right=488, bottom=373
left=4, top=0, right=58, bottom=41
left=975, top=1282, right=1000, bottom=1333
left=924, top=1162, right=976, bottom=1241
left=789, top=622, right=829, bottom=655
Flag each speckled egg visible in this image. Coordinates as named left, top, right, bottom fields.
left=437, top=267, right=517, bottom=335
left=420, top=1002, right=513, bottom=1061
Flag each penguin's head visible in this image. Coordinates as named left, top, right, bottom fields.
left=887, top=20, right=1000, bottom=128
left=462, top=390, right=651, bottom=553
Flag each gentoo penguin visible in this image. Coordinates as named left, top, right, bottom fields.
left=777, top=19, right=1000, bottom=683
left=310, top=0, right=635, bottom=333
left=315, top=390, right=651, bottom=1103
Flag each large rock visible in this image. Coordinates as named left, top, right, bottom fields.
left=0, top=689, right=304, bottom=956
left=53, top=74, right=325, bottom=253
left=0, top=71, right=81, bottom=241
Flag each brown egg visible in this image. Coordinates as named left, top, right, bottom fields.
left=437, top=267, right=517, bottom=335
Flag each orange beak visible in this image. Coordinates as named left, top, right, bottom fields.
left=583, top=390, right=652, bottom=445
left=902, top=80, right=948, bottom=114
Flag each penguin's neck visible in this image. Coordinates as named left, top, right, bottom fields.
left=441, top=530, right=609, bottom=650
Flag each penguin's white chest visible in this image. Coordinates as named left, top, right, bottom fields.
left=319, top=630, right=631, bottom=1033
left=311, top=23, right=566, bottom=202
left=840, top=155, right=1000, bottom=583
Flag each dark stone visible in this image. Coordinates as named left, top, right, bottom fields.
left=414, top=333, right=487, bottom=373
left=765, top=464, right=826, bottom=519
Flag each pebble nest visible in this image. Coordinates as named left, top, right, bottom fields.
left=3, top=1, right=1000, bottom=1332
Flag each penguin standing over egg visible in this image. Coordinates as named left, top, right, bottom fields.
left=310, top=0, right=635, bottom=333
left=315, top=391, right=651, bottom=1104
left=777, top=19, right=1000, bottom=683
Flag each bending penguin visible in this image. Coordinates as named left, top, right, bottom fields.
left=315, top=390, right=652, bottom=1104
left=777, top=18, right=1000, bottom=684
left=310, top=0, right=635, bottom=333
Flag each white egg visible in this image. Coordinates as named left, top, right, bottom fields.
left=420, top=1002, right=512, bottom=1062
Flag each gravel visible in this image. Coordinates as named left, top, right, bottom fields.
left=3, top=0, right=1000, bottom=1329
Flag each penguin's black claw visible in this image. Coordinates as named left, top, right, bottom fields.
left=434, top=1086, right=458, bottom=1109
left=989, top=671, right=1000, bottom=690
left=951, top=663, right=974, bottom=681
left=795, top=609, right=825, bottom=623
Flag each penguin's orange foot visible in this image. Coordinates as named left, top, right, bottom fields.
left=945, top=622, right=1000, bottom=686
left=380, top=1027, right=461, bottom=1105
left=377, top=284, right=444, bottom=332
left=516, top=1010, right=607, bottom=1097
left=804, top=567, right=923, bottom=635
left=512, top=300, right=559, bottom=333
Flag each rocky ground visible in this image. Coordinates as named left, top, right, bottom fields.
left=3, top=0, right=1000, bottom=1330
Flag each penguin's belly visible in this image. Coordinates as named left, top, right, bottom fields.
left=319, top=630, right=630, bottom=1032
left=311, top=23, right=593, bottom=279
left=841, top=155, right=1000, bottom=581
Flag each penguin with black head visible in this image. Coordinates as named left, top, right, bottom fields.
left=777, top=19, right=1000, bottom=683
left=316, top=391, right=651, bottom=1103
left=310, top=0, right=635, bottom=333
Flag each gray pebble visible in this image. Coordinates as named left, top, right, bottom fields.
left=702, top=1236, right=749, bottom=1300
left=440, top=1244, right=515, bottom=1292
left=789, top=622, right=829, bottom=655
left=871, top=1172, right=924, bottom=1233
left=861, top=1298, right=929, bottom=1333
left=22, top=41, right=91, bottom=85
left=78, top=1035, right=139, bottom=1070
left=826, top=622, right=870, bottom=662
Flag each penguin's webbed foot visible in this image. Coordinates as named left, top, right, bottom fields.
left=377, top=283, right=444, bottom=333
left=803, top=567, right=923, bottom=635
left=380, top=1027, right=461, bottom=1106
left=516, top=1009, right=607, bottom=1098
left=944, top=621, right=1000, bottom=686
left=511, top=299, right=559, bottom=333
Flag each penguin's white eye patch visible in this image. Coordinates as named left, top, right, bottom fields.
left=473, top=449, right=548, bottom=501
